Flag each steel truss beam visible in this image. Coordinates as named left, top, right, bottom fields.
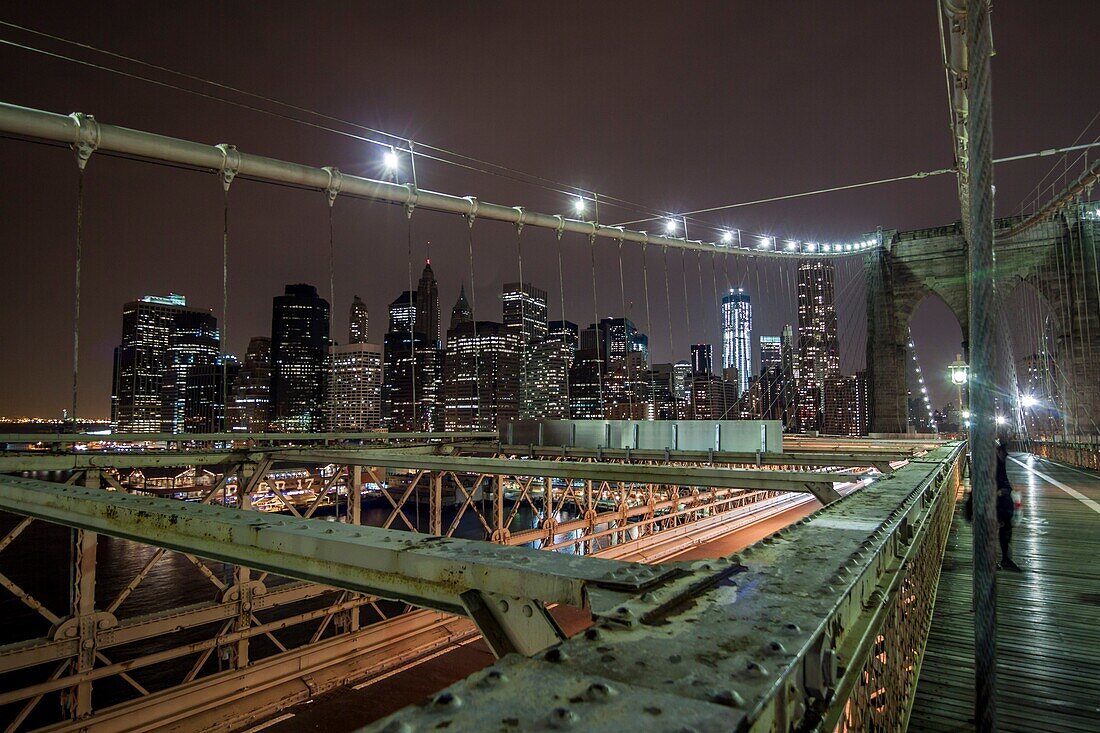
left=0, top=475, right=673, bottom=618
left=363, top=443, right=966, bottom=732
left=278, top=450, right=859, bottom=495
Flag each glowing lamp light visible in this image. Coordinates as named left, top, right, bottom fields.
left=961, top=410, right=971, bottom=419
left=383, top=148, right=400, bottom=171
left=948, top=356, right=969, bottom=386
left=573, top=198, right=586, bottom=216
left=665, top=218, right=678, bottom=234
left=806, top=242, right=817, bottom=252
left=995, top=414, right=1007, bottom=425
left=720, top=231, right=733, bottom=244
left=1020, top=394, right=1038, bottom=408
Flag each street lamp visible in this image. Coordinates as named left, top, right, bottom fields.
left=948, top=354, right=969, bottom=434
left=948, top=355, right=969, bottom=386
left=382, top=148, right=400, bottom=174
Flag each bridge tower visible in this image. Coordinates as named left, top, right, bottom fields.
left=867, top=208, right=1100, bottom=435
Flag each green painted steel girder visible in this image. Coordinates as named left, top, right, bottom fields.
left=279, top=450, right=862, bottom=493
left=0, top=475, right=673, bottom=616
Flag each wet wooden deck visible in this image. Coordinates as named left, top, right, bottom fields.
left=911, top=454, right=1100, bottom=731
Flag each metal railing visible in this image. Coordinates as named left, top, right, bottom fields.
left=1017, top=437, right=1100, bottom=471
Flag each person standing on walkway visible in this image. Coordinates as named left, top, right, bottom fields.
left=995, top=440, right=1020, bottom=571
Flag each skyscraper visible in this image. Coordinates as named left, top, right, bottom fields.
left=443, top=320, right=520, bottom=430
left=796, top=261, right=840, bottom=432
left=382, top=288, right=442, bottom=431
left=270, top=284, right=330, bottom=432
left=691, top=344, right=713, bottom=376
left=160, top=309, right=220, bottom=433
left=722, top=289, right=752, bottom=396
left=759, top=336, right=783, bottom=373
left=326, top=341, right=383, bottom=431
left=229, top=336, right=272, bottom=432
left=349, top=295, right=369, bottom=344
left=823, top=372, right=869, bottom=436
left=502, top=282, right=549, bottom=345
left=390, top=291, right=417, bottom=333
left=451, top=284, right=473, bottom=329
left=415, top=260, right=440, bottom=347
left=528, top=320, right=577, bottom=419
left=111, top=294, right=213, bottom=433
left=184, top=355, right=239, bottom=432
left=502, top=282, right=548, bottom=417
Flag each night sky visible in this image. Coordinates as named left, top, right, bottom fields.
left=1, top=2, right=1097, bottom=419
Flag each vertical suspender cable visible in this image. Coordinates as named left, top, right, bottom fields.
left=216, top=144, right=238, bottom=433
left=515, top=216, right=527, bottom=418
left=555, top=221, right=570, bottom=419
left=406, top=211, right=417, bottom=431
left=71, top=169, right=85, bottom=428
left=662, top=246, right=678, bottom=418
left=617, top=239, right=634, bottom=419
left=640, top=241, right=657, bottom=419
left=680, top=250, right=695, bottom=418
left=222, top=188, right=230, bottom=431
left=710, top=252, right=728, bottom=419
left=325, top=199, right=337, bottom=432
left=965, top=2, right=998, bottom=728
left=466, top=212, right=483, bottom=427
left=589, top=233, right=605, bottom=417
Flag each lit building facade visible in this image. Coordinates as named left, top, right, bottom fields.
left=690, top=375, right=741, bottom=420
left=527, top=321, right=577, bottom=419
left=503, top=282, right=548, bottom=417
left=795, top=261, right=840, bottom=432
left=443, top=320, right=520, bottom=430
left=691, top=344, right=714, bottom=376
left=760, top=335, right=783, bottom=372
left=270, top=284, right=330, bottom=432
left=183, top=355, right=239, bottom=432
left=229, top=336, right=272, bottom=432
left=326, top=342, right=383, bottom=431
left=160, top=309, right=220, bottom=433
left=111, top=294, right=214, bottom=433
left=823, top=372, right=869, bottom=436
left=382, top=288, right=443, bottom=432
left=722, top=289, right=752, bottom=396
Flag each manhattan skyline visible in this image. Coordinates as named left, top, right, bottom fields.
left=1, top=4, right=1096, bottom=418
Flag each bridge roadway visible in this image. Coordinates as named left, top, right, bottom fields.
left=912, top=454, right=1100, bottom=732
left=257, top=500, right=825, bottom=732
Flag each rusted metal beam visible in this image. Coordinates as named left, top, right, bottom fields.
left=0, top=475, right=673, bottom=618
left=279, top=450, right=862, bottom=493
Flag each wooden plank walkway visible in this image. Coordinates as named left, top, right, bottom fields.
left=911, top=454, right=1100, bottom=731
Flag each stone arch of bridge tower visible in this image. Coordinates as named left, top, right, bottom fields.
left=868, top=213, right=1099, bottom=435
left=866, top=227, right=969, bottom=434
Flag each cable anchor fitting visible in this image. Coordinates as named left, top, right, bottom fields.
left=464, top=196, right=479, bottom=228
left=69, top=113, right=99, bottom=171
left=513, top=206, right=527, bottom=234
left=553, top=215, right=567, bottom=241
left=215, top=143, right=241, bottom=192
left=404, top=183, right=419, bottom=219
left=322, top=166, right=343, bottom=207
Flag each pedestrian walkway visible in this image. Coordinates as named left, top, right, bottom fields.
left=911, top=454, right=1100, bottom=731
